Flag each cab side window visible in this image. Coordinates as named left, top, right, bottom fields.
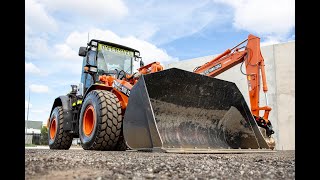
left=80, top=50, right=96, bottom=92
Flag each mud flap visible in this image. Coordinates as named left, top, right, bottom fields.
left=123, top=68, right=271, bottom=153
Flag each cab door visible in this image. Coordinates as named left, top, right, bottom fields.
left=80, top=50, right=97, bottom=93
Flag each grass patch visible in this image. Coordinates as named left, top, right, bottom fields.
left=25, top=144, right=37, bottom=147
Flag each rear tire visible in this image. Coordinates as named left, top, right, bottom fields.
left=48, top=106, right=73, bottom=149
left=79, top=90, right=123, bottom=150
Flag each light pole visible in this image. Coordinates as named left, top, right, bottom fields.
left=26, top=87, right=30, bottom=134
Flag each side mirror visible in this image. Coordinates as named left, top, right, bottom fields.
left=140, top=60, right=145, bottom=67
left=78, top=47, right=87, bottom=57
left=134, top=56, right=141, bottom=62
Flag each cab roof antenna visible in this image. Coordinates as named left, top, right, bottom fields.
left=87, top=32, right=90, bottom=45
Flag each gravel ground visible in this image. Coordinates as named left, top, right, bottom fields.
left=25, top=148, right=295, bottom=180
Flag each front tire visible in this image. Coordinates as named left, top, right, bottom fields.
left=115, top=132, right=129, bottom=151
left=79, top=90, right=123, bottom=150
left=48, top=106, right=73, bottom=149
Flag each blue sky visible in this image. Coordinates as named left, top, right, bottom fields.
left=25, top=0, right=295, bottom=124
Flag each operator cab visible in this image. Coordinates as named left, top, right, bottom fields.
left=78, top=39, right=141, bottom=95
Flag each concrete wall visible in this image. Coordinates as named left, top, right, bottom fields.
left=25, top=135, right=33, bottom=144
left=166, top=41, right=295, bottom=150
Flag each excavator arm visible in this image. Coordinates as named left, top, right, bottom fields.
left=193, top=34, right=274, bottom=137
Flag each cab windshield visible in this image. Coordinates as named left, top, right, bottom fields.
left=96, top=43, right=134, bottom=75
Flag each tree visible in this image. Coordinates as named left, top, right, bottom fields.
left=40, top=126, right=48, bottom=145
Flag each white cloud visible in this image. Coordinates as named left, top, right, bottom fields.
left=25, top=0, right=56, bottom=67
left=31, top=109, right=50, bottom=113
left=123, top=1, right=219, bottom=44
left=42, top=0, right=128, bottom=22
left=25, top=0, right=58, bottom=33
left=134, top=23, right=159, bottom=41
left=25, top=101, right=33, bottom=109
left=26, top=109, right=49, bottom=122
left=64, top=31, right=88, bottom=50
left=54, top=44, right=79, bottom=61
left=29, top=84, right=49, bottom=93
left=25, top=37, right=50, bottom=60
left=215, top=0, right=295, bottom=40
left=261, top=35, right=282, bottom=46
left=56, top=28, right=178, bottom=71
left=27, top=1, right=221, bottom=47
left=25, top=62, right=41, bottom=74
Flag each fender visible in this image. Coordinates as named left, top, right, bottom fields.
left=48, top=96, right=73, bottom=131
left=83, top=84, right=113, bottom=99
left=83, top=84, right=128, bottom=110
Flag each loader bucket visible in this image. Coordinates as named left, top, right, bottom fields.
left=123, top=68, right=272, bottom=153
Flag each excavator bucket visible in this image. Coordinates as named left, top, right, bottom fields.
left=123, top=68, right=272, bottom=153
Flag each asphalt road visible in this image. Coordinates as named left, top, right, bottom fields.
left=25, top=147, right=295, bottom=179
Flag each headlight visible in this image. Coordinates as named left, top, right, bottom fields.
left=89, top=66, right=97, bottom=73
left=91, top=41, right=98, bottom=46
left=84, top=65, right=98, bottom=73
left=134, top=51, right=140, bottom=57
left=91, top=47, right=97, bottom=51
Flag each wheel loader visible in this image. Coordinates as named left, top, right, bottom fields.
left=47, top=34, right=275, bottom=153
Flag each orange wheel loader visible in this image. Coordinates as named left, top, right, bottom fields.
left=47, top=34, right=275, bottom=153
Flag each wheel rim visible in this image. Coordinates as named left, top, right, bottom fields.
left=50, top=118, right=57, bottom=140
left=83, top=105, right=95, bottom=137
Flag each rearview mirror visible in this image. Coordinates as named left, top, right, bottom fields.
left=140, top=60, right=145, bottom=67
left=78, top=47, right=87, bottom=57
left=135, top=56, right=142, bottom=62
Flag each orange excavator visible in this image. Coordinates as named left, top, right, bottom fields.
left=47, top=34, right=275, bottom=153
left=193, top=34, right=274, bottom=138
